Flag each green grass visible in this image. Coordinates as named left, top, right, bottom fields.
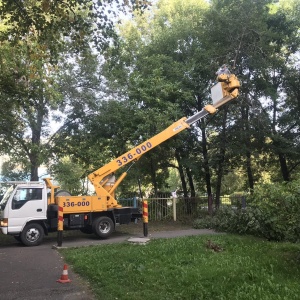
left=60, top=235, right=300, bottom=300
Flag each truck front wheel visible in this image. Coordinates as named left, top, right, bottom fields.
left=92, top=216, right=114, bottom=239
left=20, top=223, right=44, bottom=246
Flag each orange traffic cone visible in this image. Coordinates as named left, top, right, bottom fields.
left=57, top=264, right=71, bottom=283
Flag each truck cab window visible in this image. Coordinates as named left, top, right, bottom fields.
left=12, top=188, right=43, bottom=210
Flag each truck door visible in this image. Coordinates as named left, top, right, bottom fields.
left=7, top=186, right=47, bottom=233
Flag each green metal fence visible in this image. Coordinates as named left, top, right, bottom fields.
left=117, top=195, right=246, bottom=221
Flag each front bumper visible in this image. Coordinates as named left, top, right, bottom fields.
left=0, top=227, right=8, bottom=235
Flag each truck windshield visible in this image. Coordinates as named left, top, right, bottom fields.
left=0, top=185, right=15, bottom=210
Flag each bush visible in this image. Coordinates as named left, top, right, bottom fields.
left=229, top=192, right=246, bottom=209
left=210, top=206, right=263, bottom=235
left=193, top=215, right=215, bottom=229
left=194, top=180, right=300, bottom=242
left=249, top=180, right=300, bottom=242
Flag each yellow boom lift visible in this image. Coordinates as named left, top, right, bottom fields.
left=0, top=72, right=240, bottom=246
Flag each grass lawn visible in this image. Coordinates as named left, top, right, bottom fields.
left=60, top=234, right=300, bottom=300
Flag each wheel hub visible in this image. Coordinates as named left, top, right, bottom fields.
left=26, top=228, right=40, bottom=242
left=100, top=222, right=110, bottom=233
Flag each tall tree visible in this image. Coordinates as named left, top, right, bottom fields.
left=45, top=0, right=300, bottom=196
left=0, top=0, right=150, bottom=181
left=103, top=0, right=218, bottom=197
left=203, top=0, right=300, bottom=195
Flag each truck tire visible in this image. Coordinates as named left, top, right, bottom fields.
left=80, top=226, right=93, bottom=234
left=92, top=216, right=114, bottom=239
left=20, top=223, right=44, bottom=246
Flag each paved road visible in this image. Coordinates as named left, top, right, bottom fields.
left=0, top=228, right=218, bottom=300
left=0, top=240, right=95, bottom=300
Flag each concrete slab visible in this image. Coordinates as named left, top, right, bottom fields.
left=127, top=237, right=151, bottom=245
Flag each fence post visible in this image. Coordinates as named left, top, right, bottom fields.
left=57, top=199, right=63, bottom=247
left=133, top=196, right=138, bottom=224
left=143, top=200, right=148, bottom=237
left=173, top=197, right=177, bottom=221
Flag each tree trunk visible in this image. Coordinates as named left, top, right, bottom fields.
left=270, top=89, right=290, bottom=181
left=30, top=160, right=39, bottom=181
left=241, top=102, right=254, bottom=192
left=196, top=94, right=212, bottom=208
left=175, top=149, right=188, bottom=197
left=200, top=119, right=212, bottom=208
left=215, top=108, right=228, bottom=209
left=186, top=167, right=195, bottom=198
left=29, top=99, right=44, bottom=181
left=185, top=167, right=196, bottom=214
left=246, top=150, right=254, bottom=191
left=278, top=152, right=290, bottom=181
left=30, top=128, right=42, bottom=181
left=149, top=156, right=158, bottom=196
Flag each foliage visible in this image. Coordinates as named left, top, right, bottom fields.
left=249, top=180, right=300, bottom=241
left=0, top=159, right=29, bottom=181
left=201, top=0, right=300, bottom=189
left=194, top=179, right=300, bottom=242
left=49, top=157, right=87, bottom=195
left=204, top=206, right=262, bottom=235
left=101, top=0, right=300, bottom=198
left=165, top=167, right=181, bottom=191
left=60, top=235, right=300, bottom=300
left=215, top=171, right=246, bottom=195
left=0, top=0, right=150, bottom=181
left=0, top=2, right=96, bottom=180
left=103, top=0, right=217, bottom=197
left=0, top=37, right=63, bottom=180
left=192, top=214, right=216, bottom=229
left=0, top=0, right=151, bottom=55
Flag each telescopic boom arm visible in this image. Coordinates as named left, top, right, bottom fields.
left=88, top=72, right=240, bottom=202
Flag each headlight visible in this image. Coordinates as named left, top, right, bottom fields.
left=0, top=218, right=8, bottom=227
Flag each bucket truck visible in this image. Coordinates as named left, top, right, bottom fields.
left=0, top=72, right=240, bottom=246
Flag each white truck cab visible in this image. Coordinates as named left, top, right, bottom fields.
left=0, top=181, right=48, bottom=245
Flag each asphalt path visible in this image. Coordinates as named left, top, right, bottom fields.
left=0, top=228, right=218, bottom=300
